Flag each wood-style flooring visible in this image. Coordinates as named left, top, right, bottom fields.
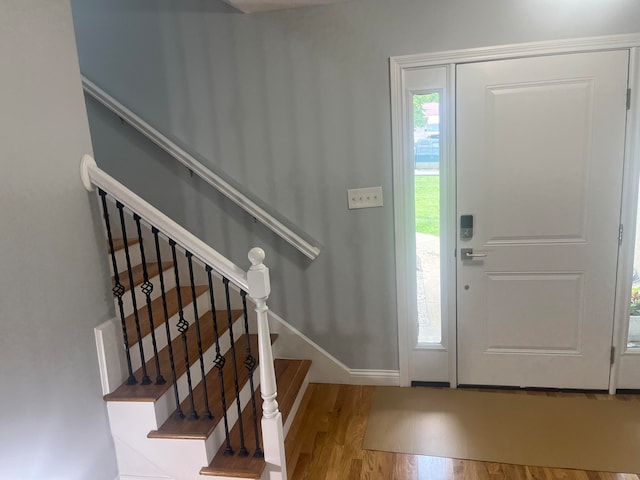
left=285, top=384, right=640, bottom=480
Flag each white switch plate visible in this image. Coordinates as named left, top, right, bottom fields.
left=347, top=186, right=383, bottom=209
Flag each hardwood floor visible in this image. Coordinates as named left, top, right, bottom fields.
left=285, top=384, right=640, bottom=480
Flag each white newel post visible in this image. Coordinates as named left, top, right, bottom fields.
left=247, top=248, right=287, bottom=480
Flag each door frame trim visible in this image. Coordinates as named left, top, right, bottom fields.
left=611, top=47, right=640, bottom=393
left=391, top=33, right=640, bottom=389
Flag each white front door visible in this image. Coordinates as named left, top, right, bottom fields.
left=456, top=50, right=629, bottom=389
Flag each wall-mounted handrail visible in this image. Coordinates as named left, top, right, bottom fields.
left=81, top=75, right=321, bottom=261
left=81, top=154, right=249, bottom=290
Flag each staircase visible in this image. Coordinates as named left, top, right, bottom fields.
left=83, top=156, right=312, bottom=480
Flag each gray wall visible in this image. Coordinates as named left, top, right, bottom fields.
left=71, top=0, right=640, bottom=370
left=0, top=1, right=118, bottom=478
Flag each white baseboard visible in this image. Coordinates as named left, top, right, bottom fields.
left=349, top=369, right=401, bottom=385
left=268, top=311, right=400, bottom=386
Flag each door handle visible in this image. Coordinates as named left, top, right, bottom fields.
left=461, top=248, right=487, bottom=260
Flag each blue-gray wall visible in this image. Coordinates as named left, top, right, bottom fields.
left=0, top=1, right=117, bottom=478
left=71, top=0, right=640, bottom=370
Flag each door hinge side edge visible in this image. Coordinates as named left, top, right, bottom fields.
left=619, top=224, right=624, bottom=245
left=627, top=88, right=631, bottom=110
left=611, top=346, right=616, bottom=365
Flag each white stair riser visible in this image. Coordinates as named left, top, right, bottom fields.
left=110, top=245, right=143, bottom=276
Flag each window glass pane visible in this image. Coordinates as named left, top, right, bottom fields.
left=414, top=93, right=441, bottom=344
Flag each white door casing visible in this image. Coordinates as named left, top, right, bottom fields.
left=456, top=50, right=629, bottom=389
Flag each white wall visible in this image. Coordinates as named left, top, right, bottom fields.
left=71, top=0, right=640, bottom=370
left=0, top=1, right=118, bottom=478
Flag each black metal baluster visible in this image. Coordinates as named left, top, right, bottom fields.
left=117, top=202, right=151, bottom=385
left=224, top=277, right=248, bottom=457
left=134, top=214, right=165, bottom=385
left=241, top=290, right=263, bottom=458
left=186, top=252, right=212, bottom=419
left=170, top=240, right=198, bottom=419
left=99, top=190, right=136, bottom=385
left=153, top=228, right=183, bottom=418
left=207, top=266, right=233, bottom=456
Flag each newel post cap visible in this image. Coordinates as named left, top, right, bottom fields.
left=249, top=247, right=265, bottom=266
left=247, top=247, right=270, bottom=299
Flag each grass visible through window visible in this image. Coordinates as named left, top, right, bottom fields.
left=415, top=175, right=440, bottom=236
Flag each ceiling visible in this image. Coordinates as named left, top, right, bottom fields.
left=222, top=0, right=348, bottom=14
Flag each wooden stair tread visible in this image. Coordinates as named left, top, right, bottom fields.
left=148, top=334, right=277, bottom=440
left=112, top=261, right=173, bottom=292
left=124, top=285, right=208, bottom=348
left=105, top=309, right=243, bottom=402
left=200, top=359, right=311, bottom=478
left=109, top=238, right=139, bottom=254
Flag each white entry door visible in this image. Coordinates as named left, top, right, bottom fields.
left=456, top=50, right=629, bottom=389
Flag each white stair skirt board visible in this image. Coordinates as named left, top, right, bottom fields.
left=95, top=318, right=126, bottom=395
left=268, top=311, right=400, bottom=386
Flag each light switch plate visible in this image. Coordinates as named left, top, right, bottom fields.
left=347, top=186, right=383, bottom=209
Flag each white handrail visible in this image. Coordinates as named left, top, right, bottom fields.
left=81, top=76, right=320, bottom=261
left=81, top=155, right=249, bottom=290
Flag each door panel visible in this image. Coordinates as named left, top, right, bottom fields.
left=486, top=80, right=591, bottom=243
left=485, top=272, right=583, bottom=353
left=457, top=50, right=629, bottom=389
